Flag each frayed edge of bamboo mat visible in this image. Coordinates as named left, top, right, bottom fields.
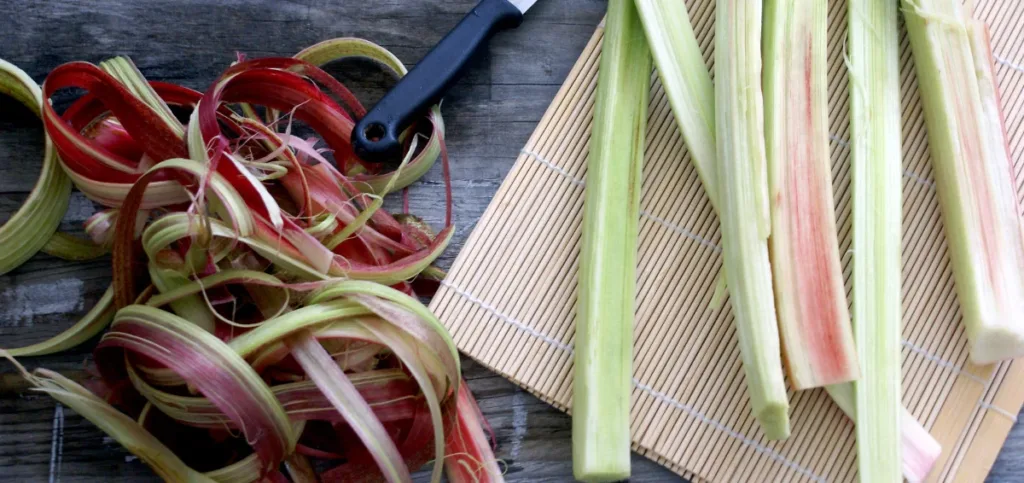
left=429, top=1, right=1024, bottom=481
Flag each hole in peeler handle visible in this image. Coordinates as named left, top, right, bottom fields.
left=353, top=119, right=402, bottom=163
left=363, top=122, right=387, bottom=142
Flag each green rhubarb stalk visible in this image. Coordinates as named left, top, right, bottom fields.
left=902, top=0, right=1024, bottom=364
left=573, top=1, right=650, bottom=480
left=826, top=385, right=941, bottom=482
left=634, top=0, right=717, bottom=212
left=715, top=0, right=790, bottom=440
left=763, top=0, right=859, bottom=389
left=848, top=0, right=904, bottom=480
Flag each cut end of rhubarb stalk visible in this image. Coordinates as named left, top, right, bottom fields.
left=826, top=383, right=943, bottom=482
left=758, top=402, right=791, bottom=440
left=968, top=326, right=1024, bottom=365
left=900, top=410, right=942, bottom=483
left=572, top=464, right=631, bottom=483
left=715, top=0, right=791, bottom=440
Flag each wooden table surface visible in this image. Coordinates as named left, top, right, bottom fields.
left=0, top=1, right=1020, bottom=481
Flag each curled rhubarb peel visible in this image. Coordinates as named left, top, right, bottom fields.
left=0, top=37, right=472, bottom=482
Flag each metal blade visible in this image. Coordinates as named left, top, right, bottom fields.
left=508, top=0, right=539, bottom=13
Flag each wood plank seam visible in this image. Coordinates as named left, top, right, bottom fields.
left=49, top=402, right=64, bottom=483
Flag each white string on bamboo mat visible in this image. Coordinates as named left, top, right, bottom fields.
left=441, top=276, right=827, bottom=482
left=519, top=149, right=585, bottom=187
left=443, top=277, right=1024, bottom=481
left=981, top=402, right=1020, bottom=423
left=995, top=54, right=1024, bottom=74
left=444, top=278, right=575, bottom=353
left=443, top=277, right=979, bottom=403
left=901, top=339, right=987, bottom=385
left=827, top=136, right=937, bottom=188
left=475, top=151, right=979, bottom=379
left=632, top=379, right=827, bottom=483
left=640, top=210, right=722, bottom=253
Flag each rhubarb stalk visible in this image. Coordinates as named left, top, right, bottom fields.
left=848, top=0, right=904, bottom=480
left=715, top=0, right=791, bottom=440
left=634, top=0, right=717, bottom=211
left=826, top=384, right=941, bottom=482
left=903, top=0, right=1024, bottom=364
left=574, top=1, right=651, bottom=480
left=763, top=0, right=859, bottom=389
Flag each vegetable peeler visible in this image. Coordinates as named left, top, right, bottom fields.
left=351, top=0, right=539, bottom=163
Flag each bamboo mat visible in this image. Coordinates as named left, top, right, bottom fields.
left=429, top=1, right=1024, bottom=481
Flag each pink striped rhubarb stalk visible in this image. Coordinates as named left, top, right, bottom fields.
left=763, top=0, right=859, bottom=389
left=903, top=0, right=1024, bottom=364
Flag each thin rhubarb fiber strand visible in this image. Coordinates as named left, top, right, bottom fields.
left=848, top=0, right=903, bottom=480
left=444, top=381, right=504, bottom=483
left=573, top=1, right=650, bottom=480
left=359, top=320, right=451, bottom=483
left=715, top=0, right=790, bottom=440
left=294, top=37, right=446, bottom=195
left=99, top=306, right=296, bottom=468
left=763, top=0, right=858, bottom=389
left=127, top=363, right=418, bottom=428
left=903, top=0, right=1024, bottom=364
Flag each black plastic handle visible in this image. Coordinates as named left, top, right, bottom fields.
left=352, top=0, right=524, bottom=162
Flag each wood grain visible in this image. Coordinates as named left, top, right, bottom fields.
left=0, top=0, right=1019, bottom=482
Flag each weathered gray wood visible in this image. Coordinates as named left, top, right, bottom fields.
left=0, top=0, right=1019, bottom=482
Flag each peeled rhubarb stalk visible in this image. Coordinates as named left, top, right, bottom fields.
left=903, top=0, right=1024, bottom=364
left=715, top=0, right=790, bottom=440
left=573, top=0, right=651, bottom=480
left=848, top=0, right=904, bottom=480
left=763, top=0, right=859, bottom=390
left=634, top=0, right=717, bottom=212
left=826, top=384, right=941, bottom=482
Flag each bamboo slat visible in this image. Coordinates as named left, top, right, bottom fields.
left=429, top=1, right=1024, bottom=481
